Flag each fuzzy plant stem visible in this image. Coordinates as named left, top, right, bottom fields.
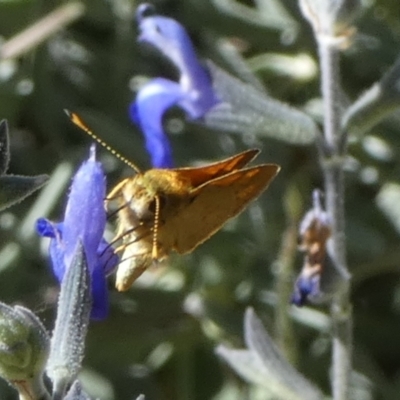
left=15, top=379, right=51, bottom=400
left=274, top=222, right=299, bottom=365
left=318, top=38, right=352, bottom=400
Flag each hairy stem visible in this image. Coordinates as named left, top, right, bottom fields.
left=14, top=378, right=51, bottom=400
left=274, top=222, right=299, bottom=365
left=318, top=39, right=352, bottom=400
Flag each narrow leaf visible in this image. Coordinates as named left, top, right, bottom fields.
left=212, top=0, right=298, bottom=32
left=244, top=308, right=325, bottom=400
left=213, top=39, right=267, bottom=92
left=204, top=62, right=319, bottom=144
left=64, top=380, right=92, bottom=400
left=216, top=346, right=305, bottom=400
left=0, top=120, right=10, bottom=175
left=46, top=241, right=91, bottom=398
left=376, top=182, right=400, bottom=234
left=0, top=174, right=48, bottom=212
left=216, top=346, right=270, bottom=387
left=343, top=54, right=400, bottom=136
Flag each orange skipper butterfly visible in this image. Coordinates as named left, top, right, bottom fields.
left=67, top=111, right=280, bottom=291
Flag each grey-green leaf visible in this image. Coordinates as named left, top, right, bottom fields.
left=212, top=0, right=298, bottom=34
left=204, top=62, right=319, bottom=145
left=64, top=380, right=92, bottom=400
left=342, top=54, right=400, bottom=137
left=0, top=120, right=9, bottom=175
left=0, top=174, right=49, bottom=212
left=213, top=39, right=267, bottom=92
left=216, top=346, right=272, bottom=387
left=244, top=308, right=325, bottom=400
left=216, top=308, right=325, bottom=400
left=46, top=241, right=91, bottom=399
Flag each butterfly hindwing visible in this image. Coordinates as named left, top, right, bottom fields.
left=158, top=163, right=280, bottom=254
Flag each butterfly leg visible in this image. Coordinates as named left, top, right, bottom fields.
left=106, top=178, right=130, bottom=202
left=115, top=248, right=153, bottom=291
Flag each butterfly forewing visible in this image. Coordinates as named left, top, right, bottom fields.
left=158, top=163, right=280, bottom=254
left=107, top=149, right=280, bottom=291
left=169, top=149, right=259, bottom=188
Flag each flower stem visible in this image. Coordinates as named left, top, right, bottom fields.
left=274, top=222, right=299, bottom=365
left=317, top=38, right=352, bottom=400
left=14, top=378, right=51, bottom=400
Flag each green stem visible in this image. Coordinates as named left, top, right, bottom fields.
left=318, top=38, right=352, bottom=400
left=274, top=222, right=299, bottom=365
left=14, top=378, right=51, bottom=400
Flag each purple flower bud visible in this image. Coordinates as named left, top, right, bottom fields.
left=36, top=145, right=119, bottom=320
left=291, top=190, right=332, bottom=306
left=291, top=266, right=322, bottom=306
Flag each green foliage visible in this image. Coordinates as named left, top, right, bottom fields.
left=1, top=0, right=400, bottom=399
left=0, top=120, right=48, bottom=211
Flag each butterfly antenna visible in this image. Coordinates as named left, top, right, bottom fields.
left=152, top=195, right=161, bottom=260
left=65, top=110, right=141, bottom=173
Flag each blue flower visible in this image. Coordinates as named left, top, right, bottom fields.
left=36, top=145, right=118, bottom=320
left=291, top=268, right=322, bottom=306
left=291, top=190, right=331, bottom=306
left=130, top=3, right=219, bottom=168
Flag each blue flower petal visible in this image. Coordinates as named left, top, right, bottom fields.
left=131, top=77, right=183, bottom=168
left=136, top=3, right=156, bottom=23
left=132, top=4, right=219, bottom=168
left=136, top=9, right=201, bottom=81
left=136, top=6, right=219, bottom=118
left=36, top=219, right=66, bottom=281
left=89, top=262, right=109, bottom=320
left=97, top=238, right=119, bottom=275
left=36, top=145, right=118, bottom=320
left=291, top=273, right=321, bottom=306
left=62, top=145, right=110, bottom=319
left=63, top=145, right=106, bottom=271
left=129, top=100, right=139, bottom=125
left=292, top=190, right=331, bottom=307
left=36, top=218, right=58, bottom=238
left=49, top=234, right=66, bottom=282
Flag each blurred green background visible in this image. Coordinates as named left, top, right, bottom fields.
left=1, top=0, right=400, bottom=399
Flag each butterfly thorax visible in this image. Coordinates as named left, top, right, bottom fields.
left=140, top=169, right=193, bottom=196
left=108, top=170, right=195, bottom=290
left=115, top=170, right=192, bottom=220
